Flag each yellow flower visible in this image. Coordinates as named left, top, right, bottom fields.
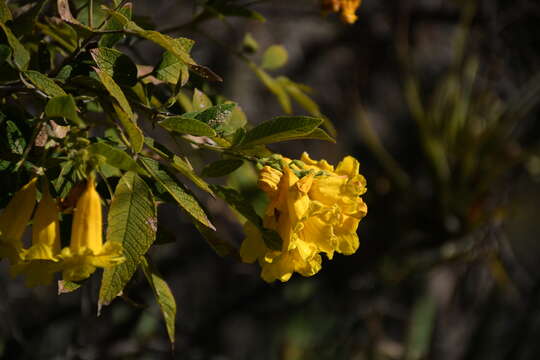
left=321, top=0, right=362, bottom=24
left=59, top=176, right=124, bottom=282
left=0, top=178, right=37, bottom=263
left=240, top=153, right=367, bottom=282
left=10, top=180, right=62, bottom=287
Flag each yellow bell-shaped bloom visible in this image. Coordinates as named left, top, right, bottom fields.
left=0, top=177, right=37, bottom=263
left=11, top=181, right=62, bottom=287
left=59, top=176, right=124, bottom=282
left=240, top=153, right=367, bottom=282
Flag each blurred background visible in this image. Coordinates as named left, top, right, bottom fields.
left=2, top=0, right=540, bottom=359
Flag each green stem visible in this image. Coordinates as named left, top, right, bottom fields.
left=88, top=0, right=94, bottom=28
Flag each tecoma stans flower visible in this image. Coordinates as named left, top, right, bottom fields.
left=59, top=176, right=124, bottom=282
left=240, top=153, right=367, bottom=282
left=11, top=180, right=62, bottom=286
left=0, top=178, right=37, bottom=264
left=321, top=0, right=362, bottom=24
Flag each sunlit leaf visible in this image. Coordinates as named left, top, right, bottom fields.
left=91, top=47, right=138, bottom=87
left=240, top=116, right=334, bottom=147
left=88, top=142, right=147, bottom=175
left=94, top=67, right=133, bottom=118
left=99, top=172, right=157, bottom=307
left=192, top=88, right=212, bottom=111
left=140, top=157, right=215, bottom=230
left=201, top=159, right=244, bottom=178
left=111, top=102, right=144, bottom=153
left=158, top=116, right=217, bottom=137
left=23, top=70, right=67, bottom=97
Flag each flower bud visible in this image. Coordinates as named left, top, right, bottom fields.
left=27, top=182, right=61, bottom=261
left=0, top=178, right=37, bottom=263
left=59, top=176, right=124, bottom=282
left=70, top=176, right=103, bottom=254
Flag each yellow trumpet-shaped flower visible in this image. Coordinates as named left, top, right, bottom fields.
left=321, top=0, right=362, bottom=24
left=0, top=177, right=37, bottom=263
left=11, top=181, right=62, bottom=287
left=240, top=153, right=367, bottom=282
left=59, top=176, right=124, bottom=282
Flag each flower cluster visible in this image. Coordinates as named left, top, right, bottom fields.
left=0, top=177, right=124, bottom=287
left=321, top=0, right=363, bottom=24
left=240, top=153, right=367, bottom=282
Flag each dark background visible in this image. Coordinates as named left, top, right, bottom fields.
left=2, top=0, right=540, bottom=359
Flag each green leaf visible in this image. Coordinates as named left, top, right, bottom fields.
left=11, top=1, right=48, bottom=36
left=94, top=67, right=133, bottom=118
left=57, top=0, right=93, bottom=37
left=88, top=142, right=147, bottom=175
left=242, top=33, right=259, bottom=53
left=192, top=88, right=212, bottom=111
left=405, top=295, right=437, bottom=360
left=23, top=71, right=67, bottom=97
left=194, top=221, right=238, bottom=258
left=0, top=44, right=10, bottom=66
left=277, top=77, right=337, bottom=137
left=210, top=185, right=282, bottom=250
left=261, top=45, right=288, bottom=70
left=171, top=155, right=214, bottom=195
left=158, top=116, right=217, bottom=137
left=45, top=95, right=85, bottom=127
left=279, top=77, right=320, bottom=116
left=99, top=3, right=132, bottom=48
left=112, top=102, right=144, bottom=153
left=103, top=6, right=221, bottom=82
left=103, top=7, right=193, bottom=64
left=99, top=172, right=157, bottom=307
left=91, top=47, right=137, bottom=87
left=241, top=116, right=331, bottom=147
left=140, top=157, right=215, bottom=230
left=202, top=159, right=244, bottom=178
left=194, top=103, right=236, bottom=134
left=302, top=128, right=336, bottom=143
left=252, top=66, right=291, bottom=113
left=6, top=120, right=26, bottom=155
left=155, top=51, right=184, bottom=85
left=0, top=23, right=30, bottom=70
left=140, top=257, right=176, bottom=346
left=0, top=0, right=12, bottom=23
left=38, top=17, right=78, bottom=53
left=144, top=137, right=214, bottom=196
left=210, top=185, right=260, bottom=228
left=155, top=39, right=194, bottom=86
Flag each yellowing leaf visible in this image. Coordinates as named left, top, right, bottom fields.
left=0, top=0, right=12, bottom=23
